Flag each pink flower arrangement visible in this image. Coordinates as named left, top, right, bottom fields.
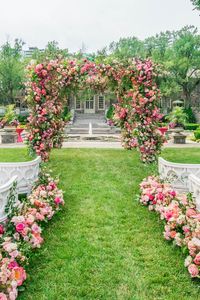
left=139, top=175, right=200, bottom=278
left=0, top=168, right=64, bottom=299
left=26, top=58, right=163, bottom=163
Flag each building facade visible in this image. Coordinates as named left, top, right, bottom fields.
left=68, top=93, right=117, bottom=114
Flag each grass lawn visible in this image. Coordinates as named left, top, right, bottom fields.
left=0, top=148, right=200, bottom=300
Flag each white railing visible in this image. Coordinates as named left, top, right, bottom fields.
left=0, top=156, right=41, bottom=194
left=0, top=176, right=18, bottom=222
left=158, top=157, right=200, bottom=191
left=188, top=174, right=200, bottom=212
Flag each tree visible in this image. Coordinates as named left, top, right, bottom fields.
left=143, top=26, right=200, bottom=107
left=191, top=0, right=200, bottom=11
left=31, top=41, right=69, bottom=61
left=109, top=37, right=145, bottom=60
left=0, top=39, right=25, bottom=104
left=164, top=26, right=200, bottom=107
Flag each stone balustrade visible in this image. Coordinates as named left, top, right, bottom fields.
left=158, top=157, right=200, bottom=192
left=0, top=176, right=18, bottom=222
left=188, top=174, right=200, bottom=212
left=0, top=156, right=41, bottom=194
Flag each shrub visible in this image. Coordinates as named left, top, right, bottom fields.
left=167, top=107, right=188, bottom=127
left=17, top=114, right=29, bottom=124
left=194, top=128, right=200, bottom=140
left=184, top=107, right=196, bottom=123
left=106, top=105, right=114, bottom=120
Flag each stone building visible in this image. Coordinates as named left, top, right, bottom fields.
left=68, top=93, right=117, bottom=114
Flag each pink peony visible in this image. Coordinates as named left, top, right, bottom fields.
left=11, top=266, right=26, bottom=286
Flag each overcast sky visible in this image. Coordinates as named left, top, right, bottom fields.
left=0, top=0, right=199, bottom=53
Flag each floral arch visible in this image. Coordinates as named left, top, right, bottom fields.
left=26, top=58, right=165, bottom=163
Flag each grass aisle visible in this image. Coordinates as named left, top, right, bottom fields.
left=0, top=148, right=199, bottom=299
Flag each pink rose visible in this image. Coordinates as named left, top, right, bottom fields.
left=186, top=208, right=197, bottom=218
left=16, top=223, right=26, bottom=233
left=194, top=253, right=200, bottom=265
left=170, top=190, right=176, bottom=197
left=8, top=260, right=19, bottom=269
left=188, top=264, right=199, bottom=277
left=0, top=224, right=4, bottom=235
left=54, top=197, right=62, bottom=205
left=0, top=293, right=8, bottom=300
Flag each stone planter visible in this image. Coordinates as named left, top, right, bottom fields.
left=0, top=127, right=17, bottom=144
left=171, top=127, right=186, bottom=144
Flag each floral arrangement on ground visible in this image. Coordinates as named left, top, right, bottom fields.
left=0, top=167, right=64, bottom=300
left=139, top=175, right=200, bottom=278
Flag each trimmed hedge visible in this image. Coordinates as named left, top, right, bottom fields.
left=184, top=123, right=200, bottom=131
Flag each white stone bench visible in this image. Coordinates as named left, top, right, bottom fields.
left=0, top=156, right=41, bottom=194
left=0, top=176, right=18, bottom=222
left=188, top=174, right=200, bottom=212
left=158, top=157, right=200, bottom=192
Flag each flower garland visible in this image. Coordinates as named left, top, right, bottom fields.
left=26, top=58, right=164, bottom=163
left=139, top=176, right=200, bottom=278
left=0, top=168, right=64, bottom=299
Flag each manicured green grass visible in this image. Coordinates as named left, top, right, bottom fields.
left=0, top=148, right=199, bottom=299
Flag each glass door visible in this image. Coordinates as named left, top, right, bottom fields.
left=84, top=96, right=95, bottom=113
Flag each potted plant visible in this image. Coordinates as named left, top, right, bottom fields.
left=167, top=106, right=188, bottom=144
left=167, top=106, right=188, bottom=132
left=0, top=105, right=18, bottom=143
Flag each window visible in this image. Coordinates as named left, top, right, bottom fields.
left=98, top=95, right=105, bottom=110
left=75, top=98, right=81, bottom=110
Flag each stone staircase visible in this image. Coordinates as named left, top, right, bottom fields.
left=64, top=113, right=120, bottom=139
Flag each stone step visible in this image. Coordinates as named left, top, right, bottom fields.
left=66, top=128, right=89, bottom=134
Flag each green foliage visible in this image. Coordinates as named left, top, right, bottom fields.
left=183, top=106, right=196, bottom=123
left=17, top=114, right=29, bottom=124
left=31, top=41, right=69, bottom=61
left=0, top=39, right=25, bottom=104
left=167, top=106, right=188, bottom=126
left=184, top=123, right=200, bottom=130
left=4, top=104, right=16, bottom=123
left=194, top=127, right=200, bottom=140
left=109, top=37, right=145, bottom=60
left=61, top=106, right=72, bottom=122
left=106, top=105, right=114, bottom=119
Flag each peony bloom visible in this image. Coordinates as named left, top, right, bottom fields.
left=11, top=266, right=26, bottom=286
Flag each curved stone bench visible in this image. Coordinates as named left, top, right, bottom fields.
left=158, top=157, right=200, bottom=191
left=0, top=176, right=18, bottom=222
left=0, top=156, right=41, bottom=194
left=188, top=174, right=200, bottom=212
